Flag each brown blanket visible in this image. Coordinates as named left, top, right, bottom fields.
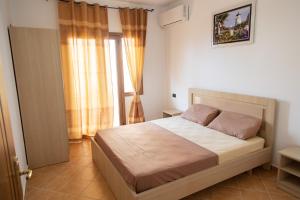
left=95, top=122, right=218, bottom=193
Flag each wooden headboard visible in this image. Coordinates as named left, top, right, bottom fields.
left=188, top=88, right=276, bottom=148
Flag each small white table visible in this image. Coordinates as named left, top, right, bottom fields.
left=162, top=109, right=182, bottom=118
left=277, top=147, right=300, bottom=198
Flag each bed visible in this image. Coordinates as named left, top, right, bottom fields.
left=91, top=88, right=276, bottom=200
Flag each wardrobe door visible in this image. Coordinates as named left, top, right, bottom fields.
left=9, top=26, right=69, bottom=169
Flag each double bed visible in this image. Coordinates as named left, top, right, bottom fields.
left=91, top=88, right=276, bottom=200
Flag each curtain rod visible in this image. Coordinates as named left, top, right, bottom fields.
left=55, top=0, right=155, bottom=12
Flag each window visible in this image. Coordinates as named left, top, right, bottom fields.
left=106, top=39, right=120, bottom=127
left=68, top=38, right=122, bottom=128
left=106, top=33, right=144, bottom=125
left=109, top=33, right=143, bottom=96
left=67, top=33, right=143, bottom=127
left=121, top=40, right=135, bottom=94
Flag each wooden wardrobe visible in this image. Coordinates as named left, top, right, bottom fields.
left=9, top=26, right=69, bottom=169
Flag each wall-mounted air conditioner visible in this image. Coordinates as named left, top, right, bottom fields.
left=159, top=4, right=189, bottom=28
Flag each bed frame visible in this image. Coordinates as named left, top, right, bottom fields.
left=91, top=88, right=276, bottom=200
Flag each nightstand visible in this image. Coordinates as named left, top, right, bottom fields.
left=163, top=109, right=182, bottom=118
left=277, top=147, right=300, bottom=198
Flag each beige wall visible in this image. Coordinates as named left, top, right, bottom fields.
left=164, top=0, right=300, bottom=164
left=0, top=0, right=27, bottom=195
left=10, top=0, right=166, bottom=121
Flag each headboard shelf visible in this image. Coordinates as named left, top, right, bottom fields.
left=188, top=88, right=276, bottom=148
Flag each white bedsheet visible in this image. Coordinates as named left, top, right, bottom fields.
left=151, top=116, right=265, bottom=164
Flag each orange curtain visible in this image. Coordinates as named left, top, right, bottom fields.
left=58, top=1, right=113, bottom=139
left=119, top=8, right=147, bottom=124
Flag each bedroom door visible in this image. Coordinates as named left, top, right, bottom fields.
left=107, top=33, right=143, bottom=125
left=9, top=26, right=69, bottom=169
left=107, top=34, right=126, bottom=126
left=0, top=61, right=23, bottom=200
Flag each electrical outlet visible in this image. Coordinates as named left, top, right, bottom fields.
left=172, top=93, right=176, bottom=98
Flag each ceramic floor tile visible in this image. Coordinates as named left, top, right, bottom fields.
left=211, top=187, right=242, bottom=200
left=25, top=187, right=50, bottom=200
left=214, top=176, right=240, bottom=189
left=241, top=190, right=271, bottom=200
left=69, top=157, right=93, bottom=168
left=81, top=178, right=115, bottom=200
left=262, top=178, right=293, bottom=197
left=269, top=193, right=300, bottom=200
left=184, top=187, right=213, bottom=200
left=237, top=173, right=266, bottom=192
left=253, top=167, right=277, bottom=180
left=44, top=175, right=71, bottom=192
left=46, top=191, right=71, bottom=200
left=59, top=165, right=83, bottom=180
left=27, top=171, right=55, bottom=188
left=58, top=179, right=91, bottom=195
left=71, top=197, right=96, bottom=200
left=70, top=166, right=98, bottom=182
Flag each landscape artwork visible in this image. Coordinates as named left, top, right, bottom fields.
left=213, top=3, right=254, bottom=46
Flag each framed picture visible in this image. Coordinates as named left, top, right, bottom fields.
left=212, top=1, right=256, bottom=47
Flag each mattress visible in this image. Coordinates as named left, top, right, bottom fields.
left=152, top=116, right=265, bottom=164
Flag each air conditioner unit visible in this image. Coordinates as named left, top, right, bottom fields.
left=159, top=4, right=189, bottom=28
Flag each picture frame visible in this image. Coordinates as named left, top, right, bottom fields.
left=212, top=1, right=256, bottom=47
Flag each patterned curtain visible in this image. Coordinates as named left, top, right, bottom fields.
left=58, top=1, right=113, bottom=139
left=119, top=8, right=147, bottom=124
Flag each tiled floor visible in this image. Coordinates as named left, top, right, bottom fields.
left=25, top=140, right=299, bottom=200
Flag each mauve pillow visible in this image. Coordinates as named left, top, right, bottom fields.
left=181, top=104, right=220, bottom=126
left=207, top=111, right=262, bottom=140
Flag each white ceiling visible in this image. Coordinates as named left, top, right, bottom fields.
left=117, top=0, right=176, bottom=6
